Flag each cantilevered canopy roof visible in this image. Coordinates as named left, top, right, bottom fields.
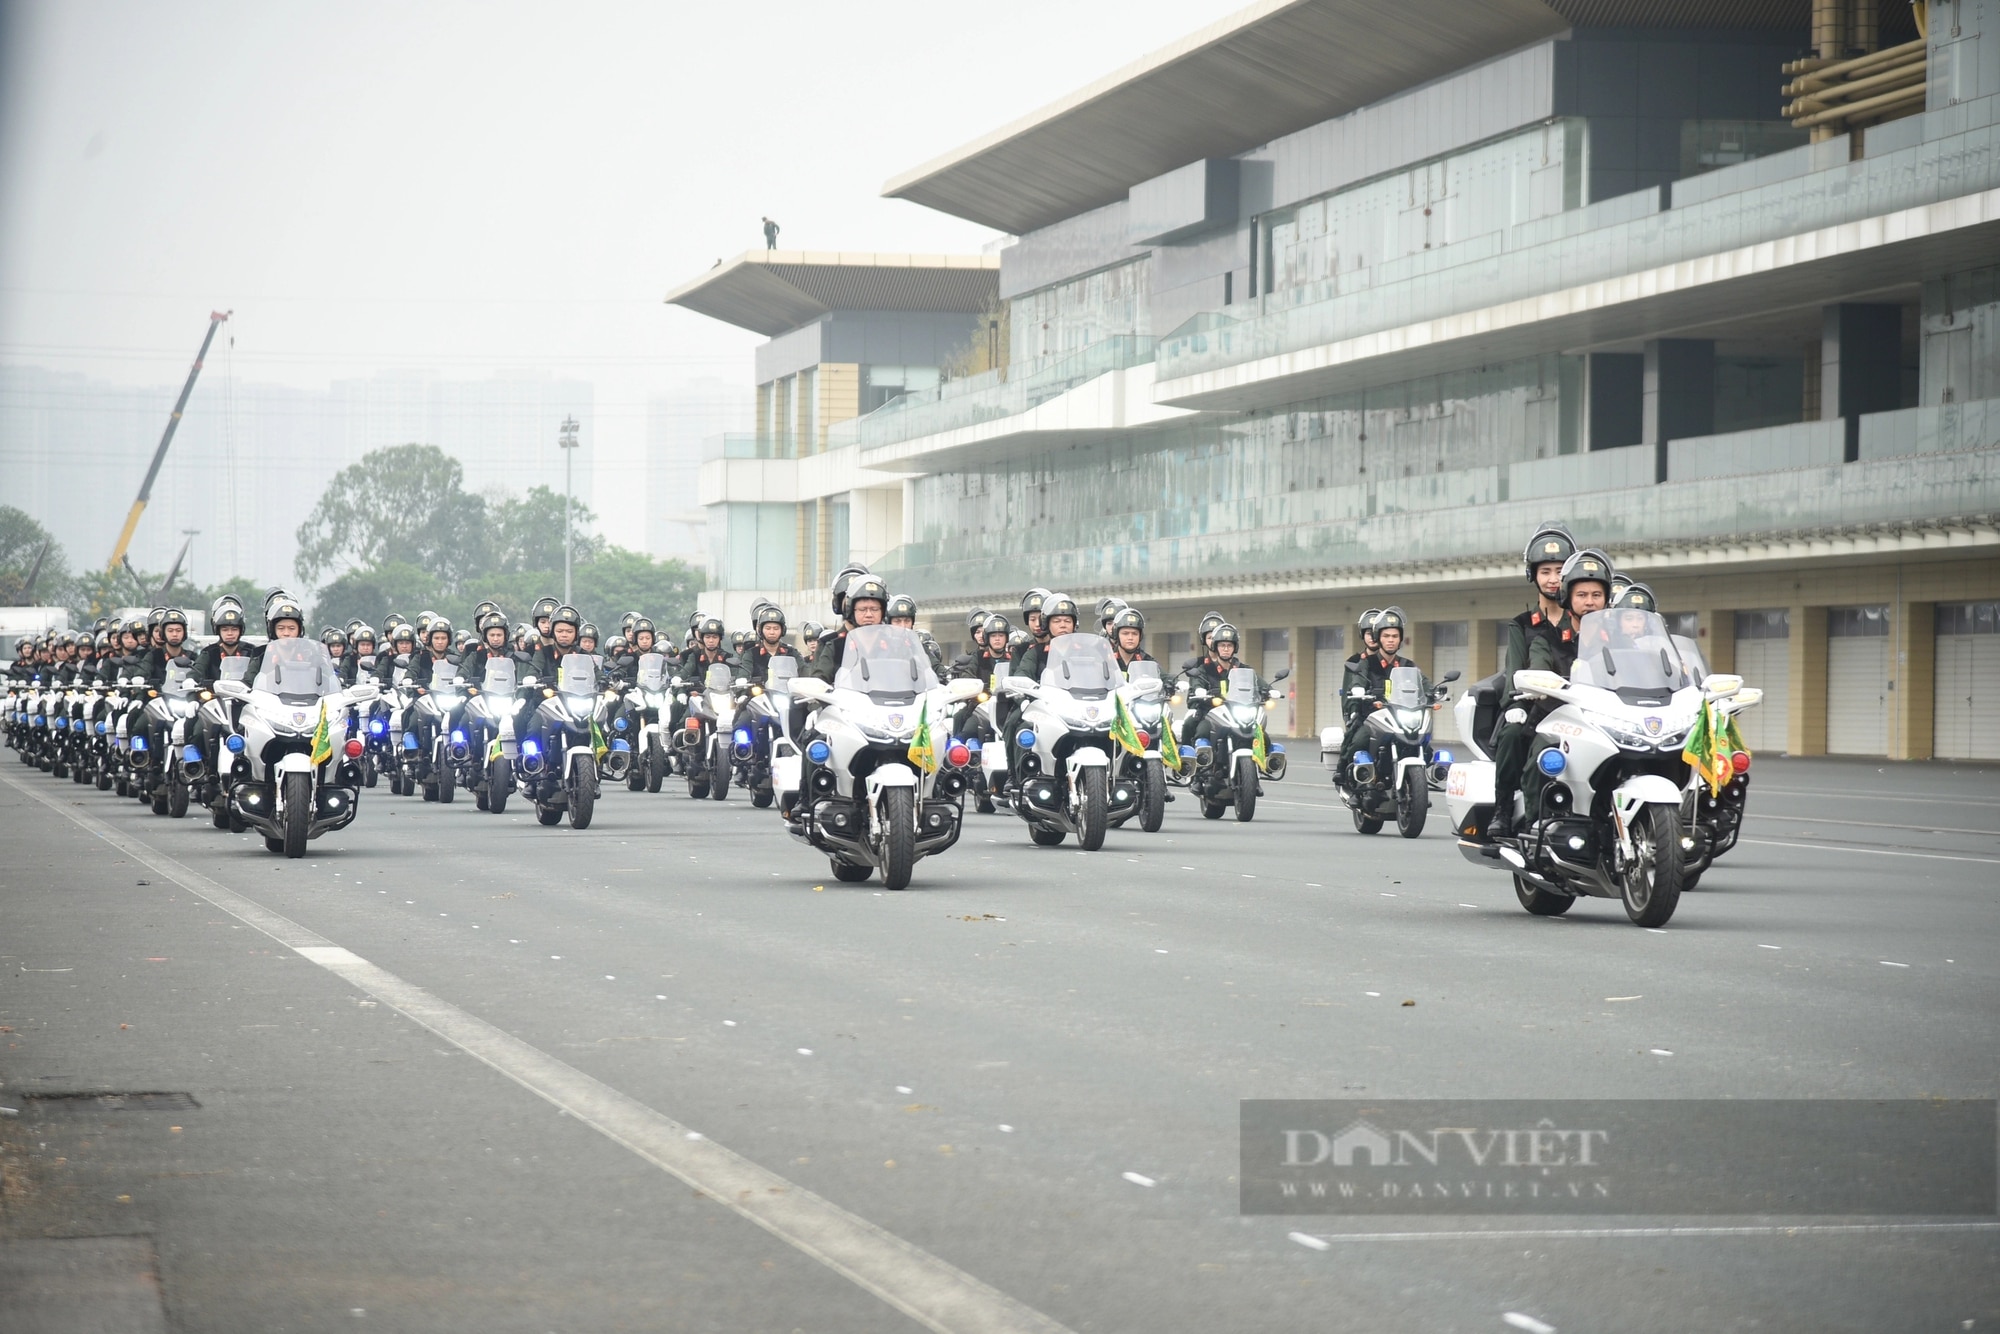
left=663, top=251, right=1000, bottom=337
left=883, top=0, right=1820, bottom=235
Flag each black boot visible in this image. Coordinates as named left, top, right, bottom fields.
left=1486, top=799, right=1515, bottom=842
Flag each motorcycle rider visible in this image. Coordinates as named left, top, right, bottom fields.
left=743, top=605, right=798, bottom=684
left=1508, top=549, right=1616, bottom=823
left=1335, top=607, right=1416, bottom=783
left=792, top=571, right=890, bottom=825
left=1096, top=597, right=1129, bottom=639
left=886, top=594, right=919, bottom=630
left=800, top=620, right=824, bottom=661
left=578, top=622, right=600, bottom=656
left=193, top=603, right=256, bottom=801
left=1183, top=624, right=1275, bottom=748
left=376, top=623, right=416, bottom=688
left=530, top=596, right=559, bottom=642
left=1484, top=529, right=1585, bottom=838
left=340, top=625, right=377, bottom=688
left=1110, top=607, right=1153, bottom=670
left=963, top=607, right=990, bottom=657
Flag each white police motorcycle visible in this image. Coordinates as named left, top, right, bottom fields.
left=519, top=653, right=602, bottom=830
left=213, top=639, right=379, bottom=858
left=741, top=655, right=799, bottom=809
left=1322, top=665, right=1457, bottom=837
left=1444, top=609, right=1757, bottom=926
left=782, top=624, right=980, bottom=889
left=459, top=655, right=521, bottom=814
left=1000, top=634, right=1159, bottom=849
left=622, top=651, right=674, bottom=793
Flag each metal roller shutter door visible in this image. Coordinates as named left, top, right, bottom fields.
left=1827, top=636, right=1889, bottom=756
left=1314, top=645, right=1345, bottom=739
left=1733, top=640, right=1789, bottom=754
left=1934, top=634, right=2000, bottom=760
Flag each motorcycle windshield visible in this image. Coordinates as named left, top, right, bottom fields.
left=431, top=660, right=460, bottom=687
left=1042, top=634, right=1117, bottom=697
left=704, top=663, right=733, bottom=692
left=1569, top=611, right=1694, bottom=697
left=767, top=656, right=798, bottom=687
left=1386, top=665, right=1425, bottom=708
left=254, top=640, right=338, bottom=700
left=636, top=653, right=667, bottom=690
left=218, top=656, right=252, bottom=684
left=1225, top=665, right=1258, bottom=700
left=482, top=657, right=517, bottom=693
left=164, top=662, right=194, bottom=692
left=836, top=625, right=937, bottom=703
left=557, top=654, right=598, bottom=697
left=1125, top=659, right=1162, bottom=686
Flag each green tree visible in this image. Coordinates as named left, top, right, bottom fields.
left=0, top=506, right=72, bottom=606
left=488, top=485, right=605, bottom=574
left=294, top=444, right=489, bottom=588
left=308, top=561, right=446, bottom=631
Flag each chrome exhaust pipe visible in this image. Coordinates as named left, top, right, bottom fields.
left=1351, top=760, right=1375, bottom=785
left=1263, top=751, right=1288, bottom=779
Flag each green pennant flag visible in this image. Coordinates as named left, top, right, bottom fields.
left=309, top=701, right=333, bottom=767
left=591, top=716, right=610, bottom=763
left=1110, top=692, right=1144, bottom=757
left=907, top=700, right=938, bottom=774
left=1252, top=718, right=1270, bottom=773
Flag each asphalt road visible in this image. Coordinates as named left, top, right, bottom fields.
left=2, top=751, right=1995, bottom=1333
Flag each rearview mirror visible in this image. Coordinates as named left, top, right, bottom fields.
left=789, top=678, right=830, bottom=703
left=1701, top=673, right=1743, bottom=697
left=1440, top=670, right=1461, bottom=684
left=1270, top=667, right=1291, bottom=684
left=945, top=676, right=982, bottom=702
left=1512, top=669, right=1567, bottom=696
left=214, top=680, right=249, bottom=700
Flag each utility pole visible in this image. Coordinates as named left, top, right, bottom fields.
left=559, top=416, right=580, bottom=606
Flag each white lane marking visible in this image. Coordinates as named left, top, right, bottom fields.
left=1121, top=1172, right=1156, bottom=1187
left=1503, top=1315, right=1557, bottom=1334
left=1300, top=1221, right=2000, bottom=1241
left=5, top=771, right=1073, bottom=1334
left=1288, top=1231, right=1330, bottom=1251
left=1748, top=812, right=2000, bottom=838
left=1751, top=788, right=2000, bottom=808
left=1737, top=838, right=2000, bottom=866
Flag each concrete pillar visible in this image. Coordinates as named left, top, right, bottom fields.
left=1891, top=599, right=1935, bottom=760
left=1821, top=303, right=1903, bottom=461
left=1643, top=339, right=1716, bottom=483
left=1697, top=607, right=1737, bottom=676
left=1288, top=623, right=1314, bottom=738
left=1788, top=604, right=1829, bottom=756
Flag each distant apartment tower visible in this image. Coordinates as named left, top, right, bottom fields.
left=646, top=378, right=751, bottom=565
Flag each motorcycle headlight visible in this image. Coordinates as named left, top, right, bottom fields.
left=1586, top=712, right=1657, bottom=749
left=1393, top=707, right=1428, bottom=728
left=1229, top=704, right=1259, bottom=726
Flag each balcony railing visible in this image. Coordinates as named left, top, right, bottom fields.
left=834, top=335, right=1158, bottom=451
left=703, top=432, right=795, bottom=462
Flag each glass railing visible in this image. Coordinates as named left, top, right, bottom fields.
left=851, top=335, right=1157, bottom=450
left=702, top=432, right=797, bottom=461
left=1157, top=94, right=2000, bottom=385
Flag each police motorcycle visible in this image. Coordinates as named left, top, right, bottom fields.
left=620, top=652, right=675, bottom=792
left=519, top=653, right=603, bottom=830
left=738, top=655, right=798, bottom=808
left=198, top=655, right=254, bottom=828
left=212, top=639, right=379, bottom=858
left=1111, top=659, right=1170, bottom=833
left=147, top=658, right=205, bottom=818
left=1443, top=609, right=1752, bottom=926
left=678, top=661, right=741, bottom=801
left=1322, top=665, right=1458, bottom=838
left=1180, top=665, right=1290, bottom=823
left=458, top=655, right=521, bottom=814
left=412, top=659, right=468, bottom=803
left=781, top=624, right=979, bottom=889
left=1000, top=634, right=1160, bottom=849
left=382, top=650, right=421, bottom=796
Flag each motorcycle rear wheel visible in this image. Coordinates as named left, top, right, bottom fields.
left=1515, top=874, right=1574, bottom=915
left=536, top=804, right=563, bottom=825
left=1029, top=825, right=1066, bottom=846
left=1352, top=805, right=1383, bottom=835
left=1076, top=767, right=1108, bottom=851
left=879, top=786, right=916, bottom=889
left=831, top=859, right=873, bottom=883
left=281, top=770, right=312, bottom=858
left=752, top=788, right=774, bottom=808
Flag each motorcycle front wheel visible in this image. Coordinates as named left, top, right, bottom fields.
left=167, top=768, right=188, bottom=819
left=281, top=770, right=312, bottom=858
left=568, top=755, right=596, bottom=830
left=646, top=744, right=664, bottom=793
left=710, top=752, right=730, bottom=801
left=879, top=786, right=916, bottom=890
left=1138, top=759, right=1165, bottom=832
left=1076, top=767, right=1108, bottom=851
left=1621, top=805, right=1685, bottom=927
left=1233, top=754, right=1258, bottom=822
left=436, top=757, right=456, bottom=804
left=1396, top=764, right=1427, bottom=839
left=487, top=756, right=510, bottom=814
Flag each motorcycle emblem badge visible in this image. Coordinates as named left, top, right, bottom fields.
left=1085, top=705, right=1099, bottom=720
left=887, top=713, right=905, bottom=729
left=292, top=711, right=310, bottom=728
left=1643, top=716, right=1663, bottom=736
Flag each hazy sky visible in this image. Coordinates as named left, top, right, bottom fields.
left=0, top=0, right=1244, bottom=546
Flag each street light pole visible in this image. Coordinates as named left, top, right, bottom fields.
left=559, top=416, right=580, bottom=606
